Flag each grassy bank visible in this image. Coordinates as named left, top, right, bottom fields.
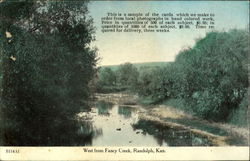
left=138, top=95, right=249, bottom=129
left=139, top=97, right=248, bottom=146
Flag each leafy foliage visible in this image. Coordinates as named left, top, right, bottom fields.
left=0, top=0, right=98, bottom=145
left=116, top=62, right=139, bottom=88
left=95, top=29, right=248, bottom=124
left=174, top=30, right=249, bottom=121
left=97, top=67, right=116, bottom=86
left=96, top=62, right=139, bottom=93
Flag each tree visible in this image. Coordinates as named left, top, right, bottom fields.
left=174, top=30, right=249, bottom=121
left=137, top=64, right=178, bottom=103
left=98, top=67, right=116, bottom=86
left=134, top=29, right=248, bottom=122
left=116, top=62, right=139, bottom=89
left=137, top=66, right=155, bottom=96
left=0, top=0, right=98, bottom=145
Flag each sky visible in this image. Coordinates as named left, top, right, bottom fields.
left=88, top=1, right=249, bottom=66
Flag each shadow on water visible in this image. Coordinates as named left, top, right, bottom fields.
left=132, top=119, right=214, bottom=146
left=77, top=101, right=214, bottom=146
left=118, top=106, right=135, bottom=118
left=76, top=119, right=103, bottom=146
left=163, top=117, right=229, bottom=136
left=1, top=100, right=215, bottom=146
left=96, top=101, right=113, bottom=116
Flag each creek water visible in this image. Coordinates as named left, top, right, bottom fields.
left=77, top=101, right=213, bottom=146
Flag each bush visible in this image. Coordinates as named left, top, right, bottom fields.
left=136, top=29, right=249, bottom=123
left=228, top=93, right=248, bottom=127
left=173, top=30, right=249, bottom=121
left=96, top=85, right=128, bottom=94
left=163, top=98, right=190, bottom=113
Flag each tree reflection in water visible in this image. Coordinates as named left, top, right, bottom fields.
left=76, top=114, right=103, bottom=146
left=118, top=106, right=135, bottom=118
left=76, top=101, right=214, bottom=146
left=96, top=101, right=113, bottom=116
left=132, top=119, right=214, bottom=146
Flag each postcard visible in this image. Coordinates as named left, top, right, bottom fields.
left=0, top=0, right=249, bottom=160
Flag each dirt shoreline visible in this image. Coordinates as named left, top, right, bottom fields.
left=95, top=93, right=249, bottom=146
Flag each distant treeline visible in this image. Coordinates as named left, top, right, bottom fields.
left=96, top=29, right=249, bottom=126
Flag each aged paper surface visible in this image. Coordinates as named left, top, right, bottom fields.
left=0, top=0, right=249, bottom=160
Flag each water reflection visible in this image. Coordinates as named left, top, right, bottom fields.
left=132, top=120, right=213, bottom=146
left=77, top=101, right=213, bottom=146
left=118, top=106, right=135, bottom=118
left=96, top=101, right=113, bottom=116
left=86, top=101, right=162, bottom=146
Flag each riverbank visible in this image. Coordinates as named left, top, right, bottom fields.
left=95, top=93, right=249, bottom=146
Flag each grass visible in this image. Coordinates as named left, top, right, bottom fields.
left=162, top=98, right=194, bottom=115
left=227, top=95, right=248, bottom=127
left=137, top=96, right=156, bottom=106
left=163, top=117, right=229, bottom=136
left=159, top=98, right=248, bottom=145
left=159, top=98, right=229, bottom=136
left=163, top=117, right=248, bottom=145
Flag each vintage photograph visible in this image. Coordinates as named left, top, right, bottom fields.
left=0, top=0, right=249, bottom=148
